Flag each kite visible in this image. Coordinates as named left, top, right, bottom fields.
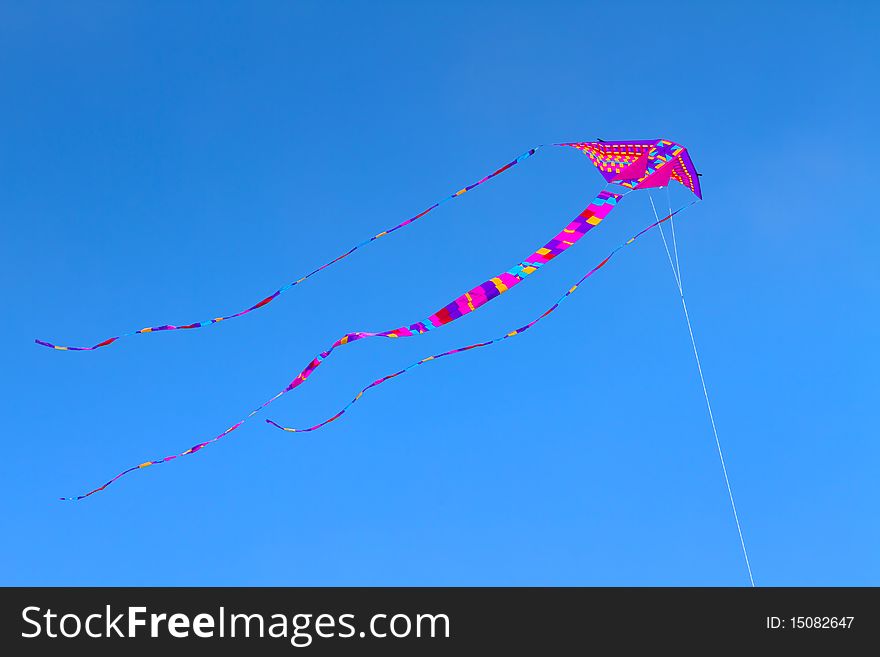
left=46, top=139, right=704, bottom=499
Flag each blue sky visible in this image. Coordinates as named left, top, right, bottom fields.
left=1, top=1, right=876, bottom=585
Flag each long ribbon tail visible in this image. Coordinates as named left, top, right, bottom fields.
left=61, top=390, right=287, bottom=500
left=63, top=202, right=690, bottom=501
left=63, top=188, right=622, bottom=499
left=37, top=147, right=542, bottom=353
left=267, top=204, right=695, bottom=433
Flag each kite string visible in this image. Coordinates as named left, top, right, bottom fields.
left=649, top=192, right=681, bottom=291
left=647, top=193, right=756, bottom=588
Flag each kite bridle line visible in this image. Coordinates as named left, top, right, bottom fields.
left=665, top=184, right=682, bottom=285
left=62, top=201, right=693, bottom=501
left=647, top=190, right=756, bottom=588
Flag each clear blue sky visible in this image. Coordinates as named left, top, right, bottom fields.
left=2, top=1, right=876, bottom=586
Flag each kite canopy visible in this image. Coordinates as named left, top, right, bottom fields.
left=559, top=139, right=702, bottom=199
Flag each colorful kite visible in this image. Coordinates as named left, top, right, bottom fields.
left=46, top=139, right=703, bottom=499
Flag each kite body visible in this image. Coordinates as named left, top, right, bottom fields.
left=45, top=138, right=702, bottom=499
left=561, top=139, right=701, bottom=199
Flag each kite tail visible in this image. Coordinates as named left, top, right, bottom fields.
left=63, top=323, right=398, bottom=499
left=61, top=390, right=286, bottom=500
left=37, top=146, right=542, bottom=353
left=267, top=204, right=694, bottom=433
left=62, top=189, right=621, bottom=499
left=63, top=203, right=691, bottom=501
left=63, top=323, right=423, bottom=500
